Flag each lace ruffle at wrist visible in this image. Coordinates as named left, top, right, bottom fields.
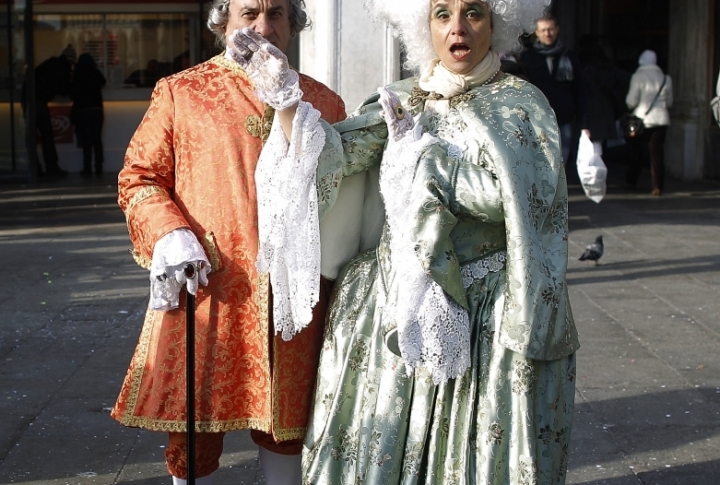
left=256, top=100, right=326, bottom=339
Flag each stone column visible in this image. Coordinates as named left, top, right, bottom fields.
left=299, top=0, right=398, bottom=112
left=666, top=0, right=713, bottom=180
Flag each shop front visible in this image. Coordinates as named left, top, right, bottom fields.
left=1, top=0, right=218, bottom=179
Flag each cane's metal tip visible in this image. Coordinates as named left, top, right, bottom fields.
left=183, top=263, right=196, bottom=279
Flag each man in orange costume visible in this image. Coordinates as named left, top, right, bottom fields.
left=110, top=1, right=345, bottom=484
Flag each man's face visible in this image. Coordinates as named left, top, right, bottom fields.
left=225, top=0, right=292, bottom=54
left=535, top=19, right=559, bottom=46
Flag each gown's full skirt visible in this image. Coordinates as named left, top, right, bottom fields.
left=303, top=249, right=576, bottom=485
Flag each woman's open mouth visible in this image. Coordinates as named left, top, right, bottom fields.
left=450, top=43, right=471, bottom=61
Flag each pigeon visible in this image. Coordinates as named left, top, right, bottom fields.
left=579, top=235, right=604, bottom=265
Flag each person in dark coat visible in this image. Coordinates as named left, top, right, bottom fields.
left=578, top=36, right=631, bottom=146
left=123, top=59, right=161, bottom=87
left=71, top=53, right=106, bottom=175
left=520, top=14, right=586, bottom=167
left=21, top=44, right=76, bottom=177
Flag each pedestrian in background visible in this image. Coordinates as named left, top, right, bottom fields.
left=624, top=49, right=673, bottom=196
left=71, top=53, right=106, bottom=176
left=578, top=36, right=630, bottom=155
left=21, top=44, right=76, bottom=177
left=520, top=14, right=586, bottom=166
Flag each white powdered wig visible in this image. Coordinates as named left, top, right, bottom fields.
left=365, top=0, right=551, bottom=74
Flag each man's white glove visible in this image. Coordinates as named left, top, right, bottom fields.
left=225, top=28, right=303, bottom=110
left=149, top=228, right=211, bottom=311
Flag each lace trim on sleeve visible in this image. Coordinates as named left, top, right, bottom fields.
left=377, top=113, right=470, bottom=385
left=255, top=100, right=326, bottom=340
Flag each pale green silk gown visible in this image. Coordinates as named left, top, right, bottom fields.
left=303, top=75, right=580, bottom=485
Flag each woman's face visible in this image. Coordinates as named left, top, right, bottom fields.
left=430, top=0, right=493, bottom=75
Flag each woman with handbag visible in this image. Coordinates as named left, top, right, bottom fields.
left=623, top=49, right=673, bottom=196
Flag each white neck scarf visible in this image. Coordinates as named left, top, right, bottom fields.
left=418, top=51, right=502, bottom=99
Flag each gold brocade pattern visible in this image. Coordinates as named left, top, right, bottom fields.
left=112, top=57, right=346, bottom=438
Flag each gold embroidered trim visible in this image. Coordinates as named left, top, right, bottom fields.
left=408, top=87, right=443, bottom=108
left=245, top=106, right=276, bottom=142
left=115, top=414, right=271, bottom=433
left=449, top=92, right=475, bottom=108
left=407, top=87, right=475, bottom=109
left=272, top=339, right=308, bottom=441
left=126, top=186, right=169, bottom=220
left=246, top=115, right=262, bottom=138
left=255, top=271, right=273, bottom=436
left=273, top=425, right=307, bottom=441
left=261, top=106, right=275, bottom=144
left=122, top=308, right=157, bottom=421
left=130, top=248, right=152, bottom=270
left=213, top=54, right=251, bottom=81
left=201, top=232, right=223, bottom=272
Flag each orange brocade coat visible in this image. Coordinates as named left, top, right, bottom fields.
left=111, top=55, right=346, bottom=441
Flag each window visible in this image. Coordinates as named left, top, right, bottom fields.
left=35, top=13, right=194, bottom=88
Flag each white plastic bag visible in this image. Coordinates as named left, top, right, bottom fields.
left=711, top=96, right=720, bottom=128
left=576, top=131, right=607, bottom=203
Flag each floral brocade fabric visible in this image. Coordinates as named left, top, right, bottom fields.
left=302, top=75, right=579, bottom=484
left=111, top=56, right=346, bottom=440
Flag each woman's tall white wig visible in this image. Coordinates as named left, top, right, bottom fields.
left=365, top=0, right=551, bottom=74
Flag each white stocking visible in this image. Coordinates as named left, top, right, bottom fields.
left=171, top=473, right=213, bottom=485
left=258, top=447, right=301, bottom=485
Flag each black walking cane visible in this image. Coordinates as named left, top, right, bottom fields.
left=184, top=262, right=197, bottom=485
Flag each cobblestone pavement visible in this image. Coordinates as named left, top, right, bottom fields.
left=0, top=165, right=719, bottom=485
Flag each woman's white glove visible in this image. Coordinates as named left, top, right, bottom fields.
left=378, top=86, right=415, bottom=142
left=149, top=228, right=211, bottom=311
left=225, top=28, right=303, bottom=110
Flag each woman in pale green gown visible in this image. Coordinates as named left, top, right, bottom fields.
left=227, top=0, right=580, bottom=483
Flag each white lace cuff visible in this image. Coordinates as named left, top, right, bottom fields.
left=149, top=228, right=209, bottom=311
left=256, top=100, right=326, bottom=340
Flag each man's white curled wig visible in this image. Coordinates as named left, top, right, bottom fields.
left=365, top=0, right=551, bottom=74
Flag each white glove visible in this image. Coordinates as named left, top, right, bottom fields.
left=378, top=86, right=414, bottom=142
left=226, top=28, right=303, bottom=110
left=149, top=229, right=211, bottom=311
